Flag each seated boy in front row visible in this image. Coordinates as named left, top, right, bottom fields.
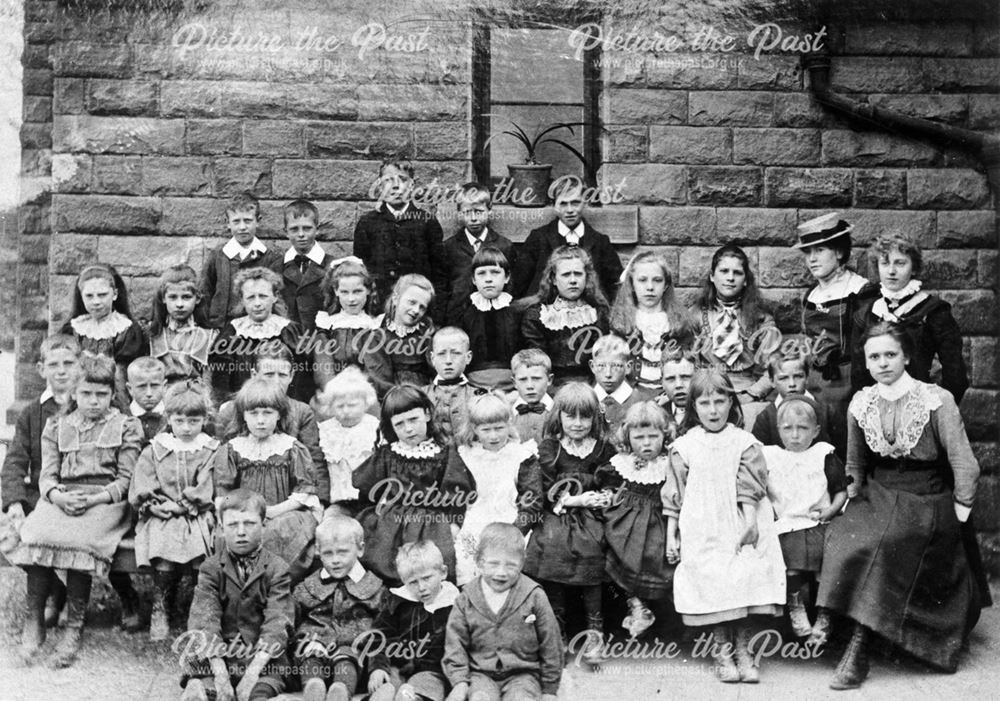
left=443, top=522, right=562, bottom=701
left=751, top=350, right=834, bottom=451
left=368, top=540, right=460, bottom=701
left=181, top=489, right=293, bottom=701
left=294, top=515, right=385, bottom=701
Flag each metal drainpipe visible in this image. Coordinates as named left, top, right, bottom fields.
left=802, top=49, right=1000, bottom=413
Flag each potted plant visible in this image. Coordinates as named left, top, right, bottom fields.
left=484, top=121, right=588, bottom=207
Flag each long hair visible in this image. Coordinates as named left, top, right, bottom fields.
left=610, top=250, right=692, bottom=338
left=232, top=267, right=289, bottom=318
left=682, top=368, right=744, bottom=432
left=149, top=264, right=210, bottom=336
left=379, top=384, right=445, bottom=445
left=232, top=377, right=290, bottom=435
left=68, top=264, right=135, bottom=320
left=541, top=381, right=605, bottom=441
left=536, top=246, right=609, bottom=316
left=321, top=259, right=376, bottom=314
left=383, top=274, right=436, bottom=322
left=695, top=244, right=769, bottom=332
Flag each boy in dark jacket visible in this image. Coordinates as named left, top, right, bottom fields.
left=367, top=540, right=459, bottom=701
left=180, top=489, right=293, bottom=701
left=443, top=523, right=562, bottom=701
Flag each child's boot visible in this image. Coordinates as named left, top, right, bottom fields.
left=830, top=623, right=869, bottom=690
left=733, top=624, right=759, bottom=683
left=582, top=613, right=604, bottom=666
left=325, top=681, right=350, bottom=701
left=788, top=585, right=812, bottom=637
left=622, top=596, right=655, bottom=639
left=19, top=567, right=51, bottom=665
left=43, top=578, right=66, bottom=628
left=302, top=677, right=327, bottom=701
left=150, top=570, right=172, bottom=641
left=711, top=625, right=739, bottom=683
left=809, top=607, right=832, bottom=648
left=172, top=566, right=195, bottom=632
left=110, top=571, right=142, bottom=633
left=50, top=572, right=91, bottom=668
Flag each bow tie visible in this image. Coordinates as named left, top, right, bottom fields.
left=516, top=403, right=546, bottom=415
left=435, top=377, right=466, bottom=387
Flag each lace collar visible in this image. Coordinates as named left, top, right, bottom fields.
left=315, top=311, right=376, bottom=331
left=70, top=311, right=133, bottom=340
left=167, top=317, right=198, bottom=333
left=560, top=436, right=596, bottom=458
left=389, top=580, right=460, bottom=613
left=849, top=378, right=942, bottom=458
left=391, top=439, right=442, bottom=459
left=229, top=432, right=297, bottom=460
left=539, top=299, right=598, bottom=330
left=231, top=315, right=290, bottom=339
left=880, top=279, right=922, bottom=302
left=153, top=432, right=217, bottom=455
left=386, top=319, right=422, bottom=337
left=470, top=291, right=512, bottom=311
left=610, top=453, right=669, bottom=485
left=634, top=308, right=671, bottom=340
left=459, top=439, right=537, bottom=466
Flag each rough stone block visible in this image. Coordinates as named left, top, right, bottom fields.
left=972, top=442, right=1000, bottom=474
left=53, top=194, right=160, bottom=235
left=161, top=81, right=359, bottom=120
left=24, top=69, right=53, bottom=96
left=921, top=249, right=979, bottom=289
left=54, top=42, right=131, bottom=78
left=716, top=208, right=798, bottom=246
left=972, top=476, right=1000, bottom=532
left=605, top=125, right=648, bottom=163
left=411, top=161, right=470, bottom=194
left=305, top=122, right=412, bottom=159
left=413, top=123, right=469, bottom=160
left=970, top=336, right=998, bottom=387
left=22, top=44, right=51, bottom=70
left=638, top=207, right=716, bottom=246
left=907, top=169, right=991, bottom=209
left=20, top=124, right=51, bottom=150
left=757, top=247, right=813, bottom=288
left=605, top=89, right=687, bottom=124
left=968, top=94, right=1000, bottom=130
left=737, top=55, right=803, bottom=90
left=356, top=84, right=465, bottom=121
left=845, top=22, right=974, bottom=57
left=822, top=130, right=938, bottom=167
left=937, top=211, right=997, bottom=248
left=923, top=58, right=1000, bottom=92
left=773, top=93, right=847, bottom=129
left=212, top=158, right=272, bottom=197
left=764, top=168, right=852, bottom=207
left=49, top=233, right=98, bottom=274
left=689, top=91, right=773, bottom=127
left=160, top=198, right=224, bottom=237
left=23, top=96, right=52, bottom=123
left=91, top=155, right=142, bottom=195
left=272, top=159, right=381, bottom=199
left=649, top=126, right=731, bottom=165
left=974, top=23, right=1000, bottom=57
left=759, top=288, right=803, bottom=332
left=643, top=53, right=740, bottom=90
left=85, top=80, right=157, bottom=116
left=243, top=121, right=304, bottom=157
left=733, top=128, right=819, bottom=166
left=980, top=250, right=997, bottom=287
left=601, top=164, right=686, bottom=205
left=53, top=78, right=85, bottom=115
left=688, top=166, right=762, bottom=206
left=97, top=236, right=206, bottom=276
left=21, top=149, right=52, bottom=178
left=53, top=115, right=185, bottom=155
left=960, top=388, right=999, bottom=441
left=829, top=57, right=924, bottom=93
left=854, top=169, right=906, bottom=209
left=940, top=290, right=997, bottom=335
left=141, top=157, right=212, bottom=197
left=867, top=94, right=969, bottom=125
left=51, top=153, right=90, bottom=193
left=186, top=119, right=242, bottom=156
left=315, top=200, right=359, bottom=242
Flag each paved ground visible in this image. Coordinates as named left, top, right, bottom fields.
left=1, top=580, right=998, bottom=701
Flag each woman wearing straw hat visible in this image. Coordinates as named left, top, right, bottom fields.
left=794, top=213, right=877, bottom=454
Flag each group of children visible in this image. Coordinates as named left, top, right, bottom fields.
left=0, top=160, right=975, bottom=699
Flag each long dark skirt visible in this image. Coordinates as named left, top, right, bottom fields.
left=817, top=475, right=973, bottom=671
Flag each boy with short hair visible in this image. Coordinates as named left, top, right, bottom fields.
left=293, top=515, right=385, bottom=701
left=180, top=489, right=293, bottom=701
left=353, top=159, right=449, bottom=323
left=590, top=335, right=655, bottom=441
left=216, top=345, right=329, bottom=504
left=443, top=522, right=562, bottom=701
left=513, top=175, right=622, bottom=300
left=368, top=540, right=459, bottom=701
left=656, top=349, right=697, bottom=430
left=275, top=199, right=330, bottom=333
left=443, top=183, right=516, bottom=320
left=126, top=356, right=169, bottom=445
left=201, top=191, right=281, bottom=329
left=752, top=351, right=834, bottom=450
left=422, top=327, right=486, bottom=445
left=452, top=246, right=523, bottom=390
left=507, top=349, right=554, bottom=445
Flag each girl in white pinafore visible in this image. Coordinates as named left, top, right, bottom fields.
left=663, top=369, right=785, bottom=684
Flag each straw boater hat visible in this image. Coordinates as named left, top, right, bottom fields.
left=793, top=212, right=853, bottom=249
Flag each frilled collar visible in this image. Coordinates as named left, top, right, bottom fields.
left=386, top=319, right=422, bottom=336
left=222, top=236, right=267, bottom=261
left=560, top=436, right=596, bottom=458
left=231, top=314, right=291, bottom=339
left=539, top=298, right=598, bottom=330
left=609, top=453, right=669, bottom=485
left=229, top=433, right=296, bottom=460
left=389, top=580, right=460, bottom=613
left=880, top=279, right=922, bottom=302
left=315, top=311, right=376, bottom=331
left=470, top=291, right=512, bottom=311
left=70, top=311, right=133, bottom=340
left=152, top=432, right=218, bottom=459
left=391, top=439, right=442, bottom=459
left=634, top=308, right=671, bottom=339
left=283, top=242, right=326, bottom=266
left=876, top=371, right=916, bottom=402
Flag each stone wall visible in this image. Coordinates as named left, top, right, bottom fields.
left=12, top=0, right=1000, bottom=565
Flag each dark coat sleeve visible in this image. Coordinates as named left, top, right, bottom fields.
left=1, top=404, right=36, bottom=512
left=926, top=301, right=969, bottom=403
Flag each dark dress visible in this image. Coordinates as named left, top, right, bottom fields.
left=850, top=289, right=969, bottom=403
left=361, top=317, right=436, bottom=399
left=521, top=301, right=608, bottom=387
left=309, top=311, right=377, bottom=389
left=209, top=315, right=307, bottom=403
left=454, top=293, right=523, bottom=390
left=61, top=312, right=147, bottom=367
left=596, top=454, right=674, bottom=600
left=352, top=441, right=475, bottom=585
left=817, top=378, right=982, bottom=672
left=522, top=438, right=616, bottom=586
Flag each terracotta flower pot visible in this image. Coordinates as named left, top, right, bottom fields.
left=506, top=163, right=552, bottom=208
